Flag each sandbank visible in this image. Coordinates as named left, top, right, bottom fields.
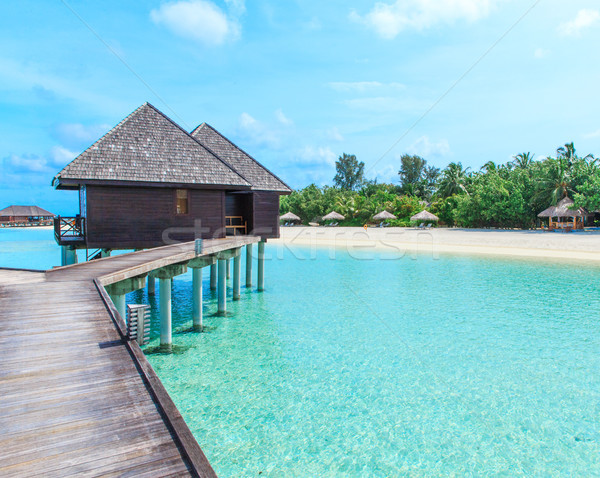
left=271, top=226, right=600, bottom=263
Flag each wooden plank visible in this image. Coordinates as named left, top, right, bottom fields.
left=0, top=240, right=250, bottom=477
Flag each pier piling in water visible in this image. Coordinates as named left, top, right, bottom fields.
left=217, top=259, right=227, bottom=315
left=246, top=244, right=252, bottom=288
left=233, top=249, right=241, bottom=300
left=159, top=278, right=172, bottom=349
left=189, top=255, right=216, bottom=332
left=61, top=245, right=78, bottom=266
left=210, top=264, right=217, bottom=290
left=257, top=241, right=265, bottom=292
left=151, top=264, right=187, bottom=349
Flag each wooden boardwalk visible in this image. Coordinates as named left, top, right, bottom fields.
left=0, top=237, right=258, bottom=477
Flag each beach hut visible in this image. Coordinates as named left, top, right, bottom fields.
left=322, top=211, right=345, bottom=224
left=537, top=197, right=588, bottom=231
left=280, top=212, right=301, bottom=225
left=0, top=205, right=54, bottom=225
left=373, top=211, right=397, bottom=221
left=410, top=210, right=439, bottom=222
left=51, top=103, right=291, bottom=250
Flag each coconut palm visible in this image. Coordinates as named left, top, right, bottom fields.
left=481, top=161, right=497, bottom=173
left=557, top=142, right=594, bottom=163
left=535, top=157, right=574, bottom=205
left=437, top=162, right=470, bottom=198
left=512, top=152, right=535, bottom=169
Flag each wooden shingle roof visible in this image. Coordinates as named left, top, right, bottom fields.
left=0, top=205, right=54, bottom=217
left=53, top=103, right=251, bottom=189
left=191, top=123, right=291, bottom=193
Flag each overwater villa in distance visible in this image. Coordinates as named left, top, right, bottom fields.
left=0, top=205, right=54, bottom=226
left=52, top=103, right=290, bottom=255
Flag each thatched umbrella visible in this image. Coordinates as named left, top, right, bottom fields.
left=322, top=211, right=345, bottom=221
left=373, top=210, right=397, bottom=221
left=538, top=197, right=589, bottom=229
left=410, top=210, right=439, bottom=222
left=279, top=212, right=301, bottom=222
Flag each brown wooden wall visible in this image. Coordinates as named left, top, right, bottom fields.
left=85, top=186, right=225, bottom=249
left=252, top=191, right=280, bottom=239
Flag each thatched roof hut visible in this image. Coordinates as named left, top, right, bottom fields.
left=537, top=197, right=588, bottom=218
left=280, top=212, right=301, bottom=222
left=410, top=210, right=439, bottom=222
left=373, top=211, right=397, bottom=221
left=322, top=211, right=345, bottom=221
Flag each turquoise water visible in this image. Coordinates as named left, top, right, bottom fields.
left=2, top=229, right=600, bottom=476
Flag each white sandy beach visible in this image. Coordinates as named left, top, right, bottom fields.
left=271, top=226, right=600, bottom=263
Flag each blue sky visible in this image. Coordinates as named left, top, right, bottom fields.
left=1, top=0, right=599, bottom=214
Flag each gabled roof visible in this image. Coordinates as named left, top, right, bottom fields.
left=0, top=205, right=54, bottom=217
left=191, top=123, right=291, bottom=193
left=53, top=103, right=251, bottom=189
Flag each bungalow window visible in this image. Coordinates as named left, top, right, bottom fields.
left=176, top=189, right=189, bottom=215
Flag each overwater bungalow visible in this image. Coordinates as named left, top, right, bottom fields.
left=52, top=103, right=291, bottom=252
left=0, top=205, right=54, bottom=226
left=537, top=197, right=589, bottom=231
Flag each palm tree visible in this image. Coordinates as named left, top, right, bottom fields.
left=512, top=152, right=535, bottom=169
left=437, top=162, right=470, bottom=198
left=536, top=157, right=574, bottom=205
left=481, top=161, right=496, bottom=173
left=556, top=142, right=594, bottom=163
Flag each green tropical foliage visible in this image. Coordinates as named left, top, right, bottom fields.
left=280, top=143, right=599, bottom=228
left=333, top=153, right=365, bottom=191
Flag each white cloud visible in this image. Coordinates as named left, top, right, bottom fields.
left=295, top=146, right=337, bottom=167
left=327, top=127, right=344, bottom=142
left=407, top=135, right=451, bottom=158
left=54, top=123, right=111, bottom=147
left=328, top=81, right=404, bottom=92
left=343, top=96, right=406, bottom=112
left=150, top=1, right=241, bottom=46
left=237, top=112, right=280, bottom=148
left=534, top=47, right=549, bottom=59
left=373, top=164, right=398, bottom=183
left=583, top=129, right=600, bottom=139
left=305, top=17, right=322, bottom=30
left=0, top=57, right=122, bottom=112
left=275, top=108, right=293, bottom=126
left=50, top=146, right=77, bottom=167
left=279, top=146, right=337, bottom=186
left=559, top=9, right=600, bottom=37
left=351, top=0, right=499, bottom=39
left=225, top=0, right=245, bottom=16
left=5, top=154, right=48, bottom=173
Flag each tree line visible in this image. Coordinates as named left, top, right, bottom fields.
left=280, top=143, right=600, bottom=228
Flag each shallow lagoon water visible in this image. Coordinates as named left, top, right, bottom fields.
left=2, top=228, right=600, bottom=476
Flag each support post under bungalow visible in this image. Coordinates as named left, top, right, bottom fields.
left=159, top=278, right=172, bottom=349
left=245, top=244, right=253, bottom=288
left=147, top=275, right=155, bottom=295
left=257, top=240, right=265, bottom=292
left=217, top=258, right=227, bottom=315
left=192, top=268, right=202, bottom=331
left=150, top=263, right=187, bottom=350
left=188, top=255, right=216, bottom=332
left=233, top=249, right=241, bottom=300
left=226, top=258, right=231, bottom=280
left=61, top=245, right=78, bottom=266
left=210, top=264, right=217, bottom=290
